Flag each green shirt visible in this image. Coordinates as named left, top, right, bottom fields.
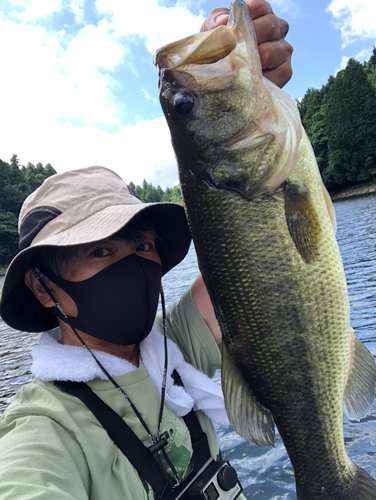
left=0, top=288, right=245, bottom=499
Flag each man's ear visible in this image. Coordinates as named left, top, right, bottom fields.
left=24, top=269, right=55, bottom=308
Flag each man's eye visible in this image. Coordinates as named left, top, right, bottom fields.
left=91, top=248, right=111, bottom=257
left=137, top=242, right=153, bottom=252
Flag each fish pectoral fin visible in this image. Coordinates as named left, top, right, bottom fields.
left=284, top=179, right=322, bottom=264
left=222, top=344, right=275, bottom=447
left=343, top=328, right=376, bottom=421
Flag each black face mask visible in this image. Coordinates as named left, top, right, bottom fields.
left=42, top=254, right=162, bottom=345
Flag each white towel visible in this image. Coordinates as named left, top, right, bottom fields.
left=31, top=327, right=229, bottom=426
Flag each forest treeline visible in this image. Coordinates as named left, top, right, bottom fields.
left=129, top=180, right=183, bottom=204
left=0, top=155, right=57, bottom=267
left=297, top=47, right=376, bottom=189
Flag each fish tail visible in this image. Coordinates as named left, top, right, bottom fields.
left=351, top=465, right=376, bottom=500
left=296, top=465, right=376, bottom=499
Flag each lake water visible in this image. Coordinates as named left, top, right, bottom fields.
left=1, top=194, right=376, bottom=498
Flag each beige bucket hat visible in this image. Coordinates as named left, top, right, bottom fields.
left=0, top=166, right=191, bottom=333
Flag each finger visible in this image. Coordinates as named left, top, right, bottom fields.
left=200, top=0, right=275, bottom=32
left=200, top=8, right=229, bottom=32
left=259, top=39, right=293, bottom=71
left=253, top=14, right=289, bottom=45
left=245, top=0, right=273, bottom=20
left=262, top=57, right=293, bottom=88
left=260, top=40, right=293, bottom=87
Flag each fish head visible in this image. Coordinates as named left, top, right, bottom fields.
left=155, top=0, right=302, bottom=199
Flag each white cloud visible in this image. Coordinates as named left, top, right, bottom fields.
left=327, top=0, right=376, bottom=48
left=354, top=47, right=373, bottom=61
left=0, top=19, right=123, bottom=129
left=11, top=0, right=62, bottom=21
left=142, top=88, right=151, bottom=100
left=270, top=0, right=301, bottom=18
left=71, top=0, right=85, bottom=23
left=95, top=0, right=205, bottom=54
left=335, top=47, right=373, bottom=75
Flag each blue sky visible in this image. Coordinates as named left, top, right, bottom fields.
left=0, top=0, right=375, bottom=189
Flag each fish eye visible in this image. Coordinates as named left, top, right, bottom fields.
left=174, top=92, right=194, bottom=114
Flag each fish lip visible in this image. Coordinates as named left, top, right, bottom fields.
left=155, top=0, right=254, bottom=79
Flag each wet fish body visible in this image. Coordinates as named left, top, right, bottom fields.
left=155, top=1, right=376, bottom=498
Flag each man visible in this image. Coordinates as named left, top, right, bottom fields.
left=0, top=2, right=293, bottom=498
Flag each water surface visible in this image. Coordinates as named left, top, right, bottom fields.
left=1, top=193, right=375, bottom=498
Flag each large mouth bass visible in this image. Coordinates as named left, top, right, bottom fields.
left=155, top=0, right=376, bottom=498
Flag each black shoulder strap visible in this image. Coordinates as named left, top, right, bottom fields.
left=54, top=379, right=213, bottom=498
left=55, top=380, right=168, bottom=496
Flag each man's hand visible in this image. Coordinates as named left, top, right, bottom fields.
left=200, top=0, right=293, bottom=88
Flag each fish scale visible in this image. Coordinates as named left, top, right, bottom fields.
left=156, top=0, right=376, bottom=497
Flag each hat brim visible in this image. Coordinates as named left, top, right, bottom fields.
left=0, top=202, right=191, bottom=333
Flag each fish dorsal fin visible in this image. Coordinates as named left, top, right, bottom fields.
left=222, top=344, right=275, bottom=446
left=284, top=178, right=322, bottom=264
left=321, top=181, right=337, bottom=234
left=343, top=328, right=376, bottom=420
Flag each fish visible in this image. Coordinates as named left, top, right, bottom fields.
left=155, top=0, right=376, bottom=498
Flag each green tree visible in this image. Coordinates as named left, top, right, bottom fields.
left=9, top=154, right=23, bottom=187
left=24, top=162, right=40, bottom=193
left=310, top=105, right=330, bottom=184
left=0, top=212, right=19, bottom=266
left=367, top=47, right=376, bottom=89
left=368, top=66, right=376, bottom=89
left=162, top=187, right=172, bottom=202
left=156, top=185, right=164, bottom=201
left=297, top=88, right=324, bottom=135
left=367, top=45, right=376, bottom=67
left=135, top=185, right=143, bottom=199
left=170, top=185, right=183, bottom=204
left=129, top=182, right=183, bottom=205
left=326, top=58, right=376, bottom=185
left=0, top=156, right=56, bottom=266
left=44, top=163, right=56, bottom=178
left=35, top=162, right=44, bottom=174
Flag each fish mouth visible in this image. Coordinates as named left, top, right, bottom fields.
left=154, top=0, right=262, bottom=87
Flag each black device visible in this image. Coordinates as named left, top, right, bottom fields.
left=174, top=457, right=242, bottom=500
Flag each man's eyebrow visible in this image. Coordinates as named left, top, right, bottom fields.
left=82, top=240, right=112, bottom=250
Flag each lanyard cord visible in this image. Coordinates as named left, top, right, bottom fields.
left=158, top=287, right=168, bottom=441
left=31, top=267, right=169, bottom=449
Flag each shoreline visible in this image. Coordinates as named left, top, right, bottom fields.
left=330, top=185, right=376, bottom=201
